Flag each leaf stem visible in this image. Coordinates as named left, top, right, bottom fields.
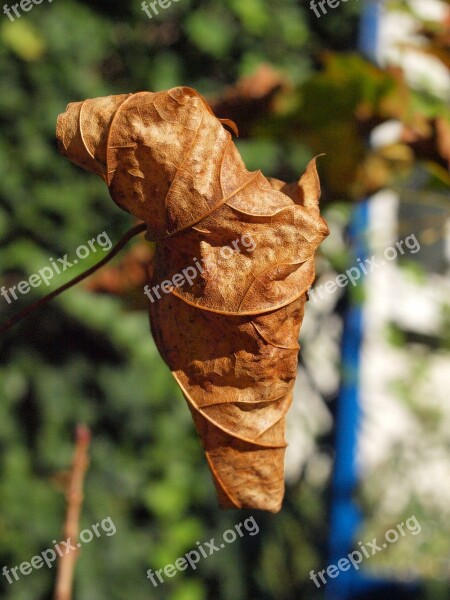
left=0, top=222, right=147, bottom=336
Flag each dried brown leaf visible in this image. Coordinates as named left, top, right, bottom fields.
left=56, top=87, right=329, bottom=512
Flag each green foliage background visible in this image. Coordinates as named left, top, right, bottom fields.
left=0, top=2, right=343, bottom=598
left=0, top=1, right=448, bottom=599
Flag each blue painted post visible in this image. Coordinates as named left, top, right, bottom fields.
left=326, top=3, right=381, bottom=598
left=326, top=202, right=368, bottom=600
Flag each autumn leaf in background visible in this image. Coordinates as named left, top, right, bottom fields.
left=56, top=87, right=328, bottom=512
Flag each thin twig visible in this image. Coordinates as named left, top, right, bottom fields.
left=0, top=222, right=146, bottom=335
left=54, top=425, right=91, bottom=600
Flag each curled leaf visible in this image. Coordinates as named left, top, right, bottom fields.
left=57, top=87, right=329, bottom=512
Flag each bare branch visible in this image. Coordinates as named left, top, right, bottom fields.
left=54, top=425, right=91, bottom=600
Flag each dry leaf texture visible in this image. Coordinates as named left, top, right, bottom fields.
left=56, top=87, right=329, bottom=512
